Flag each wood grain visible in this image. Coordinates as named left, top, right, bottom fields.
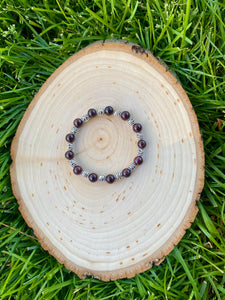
left=10, top=40, right=205, bottom=281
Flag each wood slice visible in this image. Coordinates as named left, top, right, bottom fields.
left=10, top=40, right=205, bottom=281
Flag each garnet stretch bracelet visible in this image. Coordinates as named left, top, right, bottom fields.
left=65, top=106, right=146, bottom=183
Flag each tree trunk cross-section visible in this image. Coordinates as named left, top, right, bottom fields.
left=10, top=40, right=205, bottom=281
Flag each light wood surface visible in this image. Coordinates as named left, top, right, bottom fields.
left=10, top=40, right=205, bottom=281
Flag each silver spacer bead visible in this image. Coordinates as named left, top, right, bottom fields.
left=69, top=159, right=76, bottom=168
left=137, top=133, right=143, bottom=140
left=67, top=143, right=73, bottom=150
left=128, top=118, right=135, bottom=126
left=97, top=108, right=104, bottom=116
left=114, top=110, right=121, bottom=117
left=115, top=173, right=122, bottom=180
left=98, top=175, right=106, bottom=181
left=81, top=114, right=89, bottom=122
left=137, top=149, right=144, bottom=156
left=128, top=163, right=136, bottom=171
left=71, top=127, right=78, bottom=133
left=82, top=170, right=90, bottom=177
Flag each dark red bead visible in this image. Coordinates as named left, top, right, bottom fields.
left=65, top=150, right=74, bottom=160
left=122, top=168, right=131, bottom=177
left=134, top=156, right=143, bottom=165
left=65, top=133, right=75, bottom=143
left=73, top=165, right=82, bottom=175
left=73, top=118, right=83, bottom=128
left=133, top=123, right=142, bottom=132
left=138, top=140, right=146, bottom=149
left=121, top=111, right=130, bottom=120
left=104, top=106, right=114, bottom=115
left=88, top=173, right=98, bottom=182
left=88, top=108, right=97, bottom=118
left=106, top=174, right=115, bottom=183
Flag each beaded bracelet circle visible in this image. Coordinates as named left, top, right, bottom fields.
left=65, top=106, right=146, bottom=184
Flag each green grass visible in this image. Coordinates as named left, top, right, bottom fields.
left=0, top=0, right=225, bottom=299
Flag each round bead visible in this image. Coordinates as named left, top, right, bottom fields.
left=88, top=173, right=98, bottom=182
left=106, top=174, right=115, bottom=184
left=121, top=111, right=130, bottom=120
left=133, top=123, right=142, bottom=132
left=65, top=150, right=74, bottom=160
left=65, top=133, right=75, bottom=143
left=73, top=165, right=82, bottom=175
left=73, top=118, right=83, bottom=128
left=104, top=106, right=114, bottom=115
left=122, top=168, right=131, bottom=177
left=138, top=139, right=146, bottom=149
left=88, top=108, right=97, bottom=118
left=134, top=156, right=143, bottom=165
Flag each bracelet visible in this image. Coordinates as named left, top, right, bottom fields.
left=65, top=106, right=146, bottom=183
